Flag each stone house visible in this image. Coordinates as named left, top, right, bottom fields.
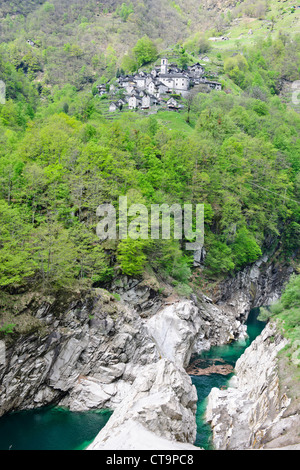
left=125, top=85, right=135, bottom=94
left=141, top=94, right=151, bottom=109
left=97, top=84, right=107, bottom=95
left=150, top=95, right=160, bottom=106
left=188, top=63, right=205, bottom=77
left=169, top=63, right=181, bottom=73
left=159, top=73, right=189, bottom=92
left=207, top=81, right=222, bottom=90
left=117, top=99, right=126, bottom=109
left=158, top=59, right=189, bottom=92
left=135, top=75, right=146, bottom=88
left=109, top=102, right=119, bottom=112
left=147, top=80, right=157, bottom=95
left=167, top=97, right=179, bottom=109
left=128, top=94, right=142, bottom=110
left=154, top=81, right=169, bottom=96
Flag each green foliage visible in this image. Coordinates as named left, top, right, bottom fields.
left=121, top=52, right=138, bottom=73
left=43, top=2, right=55, bottom=13
left=117, top=239, right=148, bottom=277
left=0, top=11, right=299, bottom=291
left=177, top=47, right=190, bottom=69
left=0, top=201, right=35, bottom=286
left=133, top=36, right=158, bottom=67
left=0, top=52, right=38, bottom=126
left=281, top=274, right=300, bottom=310
left=174, top=282, right=193, bottom=297
left=259, top=274, right=300, bottom=358
left=224, top=54, right=249, bottom=88
left=0, top=323, right=16, bottom=335
left=150, top=240, right=192, bottom=283
left=69, top=224, right=113, bottom=284
left=231, top=227, right=262, bottom=268
left=116, top=2, right=134, bottom=22
left=205, top=240, right=235, bottom=276
left=197, top=36, right=211, bottom=54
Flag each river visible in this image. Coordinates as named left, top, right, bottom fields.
left=0, top=406, right=112, bottom=450
left=0, top=308, right=265, bottom=450
left=190, top=307, right=266, bottom=449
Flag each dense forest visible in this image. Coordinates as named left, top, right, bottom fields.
left=0, top=0, right=299, bottom=301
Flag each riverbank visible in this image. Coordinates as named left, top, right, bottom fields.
left=190, top=308, right=266, bottom=449
left=205, top=320, right=300, bottom=449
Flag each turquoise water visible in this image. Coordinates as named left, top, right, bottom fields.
left=0, top=406, right=112, bottom=450
left=0, top=308, right=265, bottom=451
left=191, top=307, right=266, bottom=449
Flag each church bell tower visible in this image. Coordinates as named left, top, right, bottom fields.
left=161, top=58, right=168, bottom=75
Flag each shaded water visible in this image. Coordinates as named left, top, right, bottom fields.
left=191, top=307, right=266, bottom=449
left=0, top=406, right=112, bottom=450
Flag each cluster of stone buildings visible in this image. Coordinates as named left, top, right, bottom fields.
left=97, top=58, right=222, bottom=113
left=208, top=36, right=229, bottom=41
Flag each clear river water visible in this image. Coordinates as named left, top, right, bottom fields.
left=0, top=308, right=266, bottom=450
left=191, top=307, right=266, bottom=449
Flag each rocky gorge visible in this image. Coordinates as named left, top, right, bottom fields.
left=206, top=321, right=300, bottom=450
left=0, top=255, right=297, bottom=449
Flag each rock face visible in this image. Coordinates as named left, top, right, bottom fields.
left=0, top=258, right=291, bottom=417
left=87, top=359, right=198, bottom=450
left=86, top=299, right=202, bottom=450
left=193, top=256, right=293, bottom=353
left=0, top=289, right=201, bottom=449
left=0, top=289, right=159, bottom=416
left=205, top=322, right=300, bottom=450
left=0, top=256, right=293, bottom=449
left=216, top=256, right=293, bottom=314
left=62, top=298, right=201, bottom=417
left=146, top=300, right=202, bottom=368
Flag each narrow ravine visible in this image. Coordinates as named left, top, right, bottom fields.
left=189, top=308, right=266, bottom=449
left=0, top=308, right=266, bottom=450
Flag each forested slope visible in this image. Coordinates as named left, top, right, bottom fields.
left=0, top=0, right=299, bottom=303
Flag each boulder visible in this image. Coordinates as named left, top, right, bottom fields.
left=87, top=359, right=199, bottom=450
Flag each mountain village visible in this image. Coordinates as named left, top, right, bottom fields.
left=97, top=57, right=222, bottom=113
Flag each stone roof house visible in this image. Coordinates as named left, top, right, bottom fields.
left=158, top=59, right=190, bottom=92
left=141, top=94, right=151, bottom=109
left=125, top=85, right=135, bottom=94
left=188, top=63, right=205, bottom=77
left=128, top=94, right=142, bottom=110
left=116, top=99, right=126, bottom=110
left=134, top=75, right=146, bottom=88
left=147, top=79, right=157, bottom=95
left=206, top=81, right=222, bottom=90
left=97, top=84, right=107, bottom=95
left=159, top=73, right=189, bottom=92
left=109, top=102, right=119, bottom=112
left=167, top=97, right=179, bottom=109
